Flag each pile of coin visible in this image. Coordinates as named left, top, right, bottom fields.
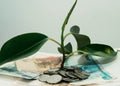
left=38, top=66, right=90, bottom=84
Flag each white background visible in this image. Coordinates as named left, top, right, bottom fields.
left=0, top=0, right=120, bottom=53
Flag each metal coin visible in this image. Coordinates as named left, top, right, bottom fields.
left=62, top=77, right=79, bottom=82
left=48, top=68, right=60, bottom=72
left=46, top=71, right=57, bottom=75
left=58, top=70, right=67, bottom=77
left=39, top=67, right=90, bottom=84
left=74, top=71, right=89, bottom=79
left=38, top=74, right=50, bottom=82
left=74, top=69, right=82, bottom=74
left=65, top=71, right=77, bottom=79
left=43, top=70, right=49, bottom=74
left=64, top=66, right=74, bottom=71
left=47, top=74, right=62, bottom=84
left=44, top=68, right=59, bottom=75
left=81, top=70, right=90, bottom=76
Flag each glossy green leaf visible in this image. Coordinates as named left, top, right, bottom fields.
left=58, top=42, right=73, bottom=54
left=70, top=25, right=80, bottom=34
left=62, top=0, right=77, bottom=31
left=0, top=33, right=48, bottom=65
left=79, top=44, right=117, bottom=58
left=71, top=33, right=91, bottom=50
left=70, top=25, right=90, bottom=50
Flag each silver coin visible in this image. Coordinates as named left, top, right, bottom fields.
left=74, top=69, right=82, bottom=74
left=62, top=77, right=79, bottom=82
left=44, top=68, right=59, bottom=75
left=45, top=71, right=57, bottom=75
left=58, top=70, right=67, bottom=77
left=65, top=71, right=77, bottom=79
left=48, top=68, right=60, bottom=72
left=47, top=74, right=62, bottom=84
left=81, top=71, right=90, bottom=76
left=38, top=74, right=50, bottom=82
left=74, top=71, right=89, bottom=79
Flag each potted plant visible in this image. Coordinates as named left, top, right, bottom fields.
left=0, top=0, right=117, bottom=84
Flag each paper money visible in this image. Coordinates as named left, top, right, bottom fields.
left=0, top=63, right=39, bottom=79
left=16, top=53, right=62, bottom=73
left=0, top=52, right=118, bottom=86
left=65, top=54, right=113, bottom=80
left=0, top=54, right=112, bottom=80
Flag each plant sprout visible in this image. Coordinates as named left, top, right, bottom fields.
left=0, top=0, right=117, bottom=69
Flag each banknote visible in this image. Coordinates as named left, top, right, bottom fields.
left=0, top=63, right=39, bottom=79
left=0, top=52, right=119, bottom=86
left=0, top=55, right=112, bottom=80
left=65, top=54, right=113, bottom=80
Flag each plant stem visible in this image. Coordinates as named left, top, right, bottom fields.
left=60, top=0, right=77, bottom=69
left=48, top=37, right=61, bottom=46
left=48, top=37, right=66, bottom=68
left=64, top=50, right=88, bottom=63
left=64, top=32, right=71, bottom=40
left=66, top=50, right=88, bottom=57
left=60, top=33, right=71, bottom=68
left=61, top=29, right=66, bottom=69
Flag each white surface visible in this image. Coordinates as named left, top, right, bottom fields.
left=0, top=0, right=120, bottom=53
left=103, top=51, right=120, bottom=78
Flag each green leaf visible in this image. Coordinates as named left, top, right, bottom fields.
left=58, top=42, right=73, bottom=54
left=0, top=33, right=48, bottom=65
left=71, top=33, right=91, bottom=50
left=61, top=0, right=77, bottom=32
left=70, top=25, right=90, bottom=50
left=79, top=44, right=117, bottom=58
left=70, top=25, right=80, bottom=34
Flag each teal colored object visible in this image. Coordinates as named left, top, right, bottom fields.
left=64, top=55, right=112, bottom=80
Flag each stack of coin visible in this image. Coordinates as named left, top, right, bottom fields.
left=38, top=66, right=90, bottom=84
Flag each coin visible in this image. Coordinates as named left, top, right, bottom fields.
left=74, top=69, right=82, bottom=74
left=62, top=77, right=79, bottom=82
left=38, top=66, right=90, bottom=84
left=81, top=70, right=90, bottom=76
left=48, top=68, right=60, bottom=72
left=74, top=70, right=90, bottom=79
left=44, top=68, right=60, bottom=75
left=58, top=70, right=67, bottom=77
left=64, top=66, right=74, bottom=71
left=65, top=71, right=77, bottom=79
left=47, top=74, right=62, bottom=84
left=38, top=74, right=50, bottom=82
